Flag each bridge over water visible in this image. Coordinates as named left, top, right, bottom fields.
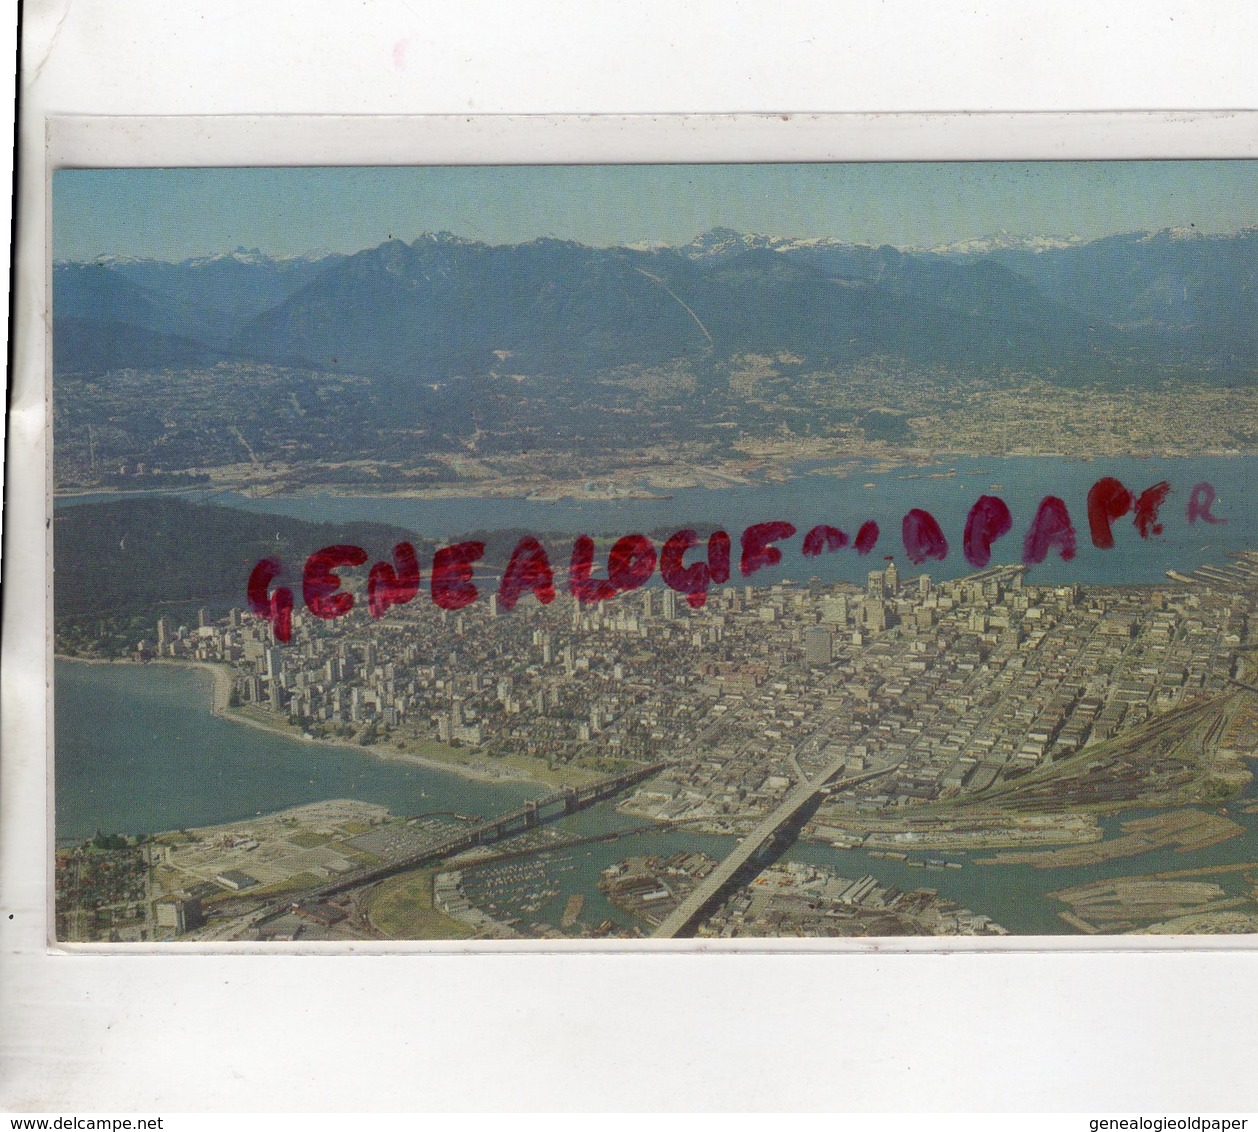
left=262, top=760, right=667, bottom=913
left=651, top=755, right=900, bottom=939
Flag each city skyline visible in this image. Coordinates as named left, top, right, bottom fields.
left=50, top=155, right=1258, bottom=944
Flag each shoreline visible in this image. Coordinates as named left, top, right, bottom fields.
left=155, top=659, right=232, bottom=716
left=53, top=450, right=1257, bottom=506
left=56, top=653, right=556, bottom=791
left=224, top=702, right=551, bottom=788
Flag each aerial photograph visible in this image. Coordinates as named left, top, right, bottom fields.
left=50, top=161, right=1258, bottom=943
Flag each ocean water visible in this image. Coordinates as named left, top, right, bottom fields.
left=55, top=659, right=1258, bottom=936
left=52, top=453, right=1258, bottom=933
left=54, top=659, right=537, bottom=844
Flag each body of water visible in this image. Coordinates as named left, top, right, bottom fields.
left=53, top=453, right=1258, bottom=934
left=57, top=455, right=1257, bottom=589
left=454, top=782, right=1258, bottom=937
left=55, top=658, right=1258, bottom=937
left=54, top=659, right=538, bottom=845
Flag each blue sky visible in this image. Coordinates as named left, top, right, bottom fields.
left=53, top=161, right=1258, bottom=261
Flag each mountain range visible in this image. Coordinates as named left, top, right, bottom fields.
left=53, top=227, right=1256, bottom=383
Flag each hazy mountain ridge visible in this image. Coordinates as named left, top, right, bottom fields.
left=987, top=228, right=1257, bottom=347
left=52, top=227, right=1256, bottom=380
left=53, top=249, right=348, bottom=370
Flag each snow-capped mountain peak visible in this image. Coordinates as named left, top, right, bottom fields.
left=925, top=232, right=1087, bottom=256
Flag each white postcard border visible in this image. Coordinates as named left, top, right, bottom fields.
left=5, top=10, right=1258, bottom=1099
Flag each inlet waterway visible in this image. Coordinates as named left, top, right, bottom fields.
left=54, top=453, right=1258, bottom=935
left=56, top=658, right=1258, bottom=937
left=56, top=454, right=1258, bottom=589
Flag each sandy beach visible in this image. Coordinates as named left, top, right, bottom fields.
left=154, top=659, right=233, bottom=715
left=222, top=701, right=547, bottom=786
left=56, top=655, right=232, bottom=715
left=56, top=654, right=579, bottom=790
left=194, top=662, right=548, bottom=785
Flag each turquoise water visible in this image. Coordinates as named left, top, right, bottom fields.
left=780, top=791, right=1258, bottom=936
left=53, top=446, right=1258, bottom=936
left=54, top=659, right=538, bottom=844
left=55, top=659, right=1258, bottom=935
left=56, top=455, right=1257, bottom=588
left=455, top=783, right=1258, bottom=936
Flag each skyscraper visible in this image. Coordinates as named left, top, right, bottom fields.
left=804, top=625, right=833, bottom=665
left=863, top=597, right=886, bottom=632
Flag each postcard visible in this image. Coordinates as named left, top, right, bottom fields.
left=45, top=156, right=1258, bottom=946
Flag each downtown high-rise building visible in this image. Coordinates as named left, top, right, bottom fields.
left=804, top=625, right=834, bottom=665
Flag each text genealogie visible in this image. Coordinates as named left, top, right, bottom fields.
left=248, top=477, right=1225, bottom=642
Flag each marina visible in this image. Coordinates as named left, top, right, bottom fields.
left=55, top=655, right=1258, bottom=937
